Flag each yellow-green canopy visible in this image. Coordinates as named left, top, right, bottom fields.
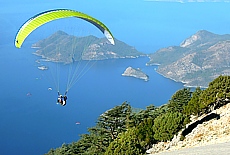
left=15, top=9, right=115, bottom=48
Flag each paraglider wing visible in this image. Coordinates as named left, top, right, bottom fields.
left=15, top=9, right=115, bottom=48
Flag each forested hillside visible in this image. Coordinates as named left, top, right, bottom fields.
left=45, top=75, right=230, bottom=155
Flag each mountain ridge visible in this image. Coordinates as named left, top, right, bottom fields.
left=147, top=30, right=230, bottom=87
left=32, top=30, right=145, bottom=63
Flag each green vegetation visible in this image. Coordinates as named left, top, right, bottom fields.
left=153, top=112, right=188, bottom=142
left=168, top=88, right=192, bottom=113
left=184, top=87, right=204, bottom=116
left=45, top=75, right=230, bottom=155
left=105, top=128, right=145, bottom=155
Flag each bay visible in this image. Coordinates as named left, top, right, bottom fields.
left=0, top=44, right=184, bottom=155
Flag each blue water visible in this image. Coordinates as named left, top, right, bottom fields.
left=0, top=44, right=184, bottom=155
left=1, top=1, right=230, bottom=154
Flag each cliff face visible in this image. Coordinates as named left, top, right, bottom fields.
left=147, top=30, right=230, bottom=87
left=32, top=31, right=144, bottom=63
left=122, top=67, right=149, bottom=81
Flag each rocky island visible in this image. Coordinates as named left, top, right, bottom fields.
left=147, top=30, right=230, bottom=88
left=37, top=65, right=48, bottom=70
left=122, top=67, right=149, bottom=81
left=32, top=31, right=145, bottom=63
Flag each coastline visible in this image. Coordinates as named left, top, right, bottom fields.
left=32, top=51, right=146, bottom=62
left=155, top=70, right=207, bottom=88
left=33, top=48, right=206, bottom=88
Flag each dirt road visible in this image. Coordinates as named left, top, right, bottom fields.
left=153, top=141, right=230, bottom=155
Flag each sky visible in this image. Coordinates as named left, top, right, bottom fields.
left=1, top=0, right=230, bottom=53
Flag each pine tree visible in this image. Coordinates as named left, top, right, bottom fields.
left=105, top=128, right=145, bottom=155
left=198, top=75, right=230, bottom=114
left=153, top=112, right=187, bottom=141
left=168, top=88, right=192, bottom=113
left=184, top=87, right=204, bottom=116
left=97, top=102, right=131, bottom=141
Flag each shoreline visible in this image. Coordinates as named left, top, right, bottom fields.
left=155, top=70, right=207, bottom=88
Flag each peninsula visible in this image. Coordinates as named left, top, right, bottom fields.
left=147, top=30, right=230, bottom=87
left=122, top=67, right=149, bottom=81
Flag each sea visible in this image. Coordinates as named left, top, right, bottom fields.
left=0, top=42, right=184, bottom=155
left=1, top=1, right=230, bottom=155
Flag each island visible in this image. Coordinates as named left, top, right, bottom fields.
left=147, top=30, right=230, bottom=87
left=122, top=67, right=149, bottom=81
left=38, top=65, right=48, bottom=70
left=32, top=30, right=145, bottom=63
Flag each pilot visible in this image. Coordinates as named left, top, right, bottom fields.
left=57, top=92, right=67, bottom=106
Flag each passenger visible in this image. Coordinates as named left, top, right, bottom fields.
left=57, top=92, right=67, bottom=106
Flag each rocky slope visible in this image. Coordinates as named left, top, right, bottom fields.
left=147, top=30, right=230, bottom=87
left=122, top=67, right=149, bottom=81
left=32, top=31, right=144, bottom=63
left=147, top=102, right=230, bottom=154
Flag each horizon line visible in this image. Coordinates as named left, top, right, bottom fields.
left=144, top=0, right=230, bottom=3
